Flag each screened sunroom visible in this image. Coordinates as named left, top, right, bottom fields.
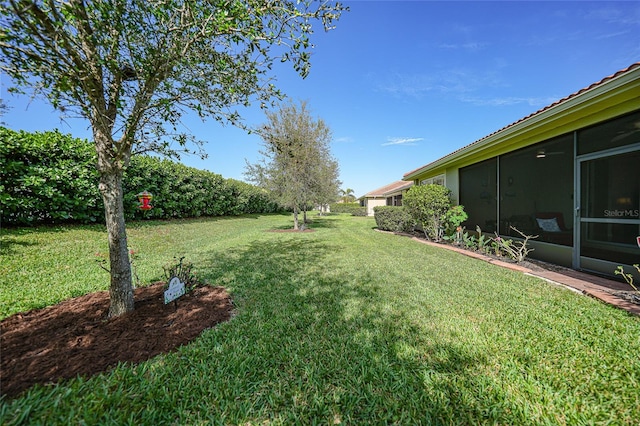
left=403, top=64, right=640, bottom=280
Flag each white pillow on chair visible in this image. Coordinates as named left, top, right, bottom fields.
left=536, top=217, right=561, bottom=233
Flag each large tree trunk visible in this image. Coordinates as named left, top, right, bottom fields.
left=99, top=168, right=134, bottom=318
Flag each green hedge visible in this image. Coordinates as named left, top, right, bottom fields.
left=0, top=127, right=280, bottom=226
left=123, top=159, right=280, bottom=219
left=373, top=206, right=415, bottom=233
left=330, top=202, right=366, bottom=216
left=0, top=128, right=103, bottom=224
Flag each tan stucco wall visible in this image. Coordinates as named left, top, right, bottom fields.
left=365, top=198, right=386, bottom=216
left=445, top=170, right=460, bottom=204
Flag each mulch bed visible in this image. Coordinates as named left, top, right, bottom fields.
left=1, top=282, right=234, bottom=399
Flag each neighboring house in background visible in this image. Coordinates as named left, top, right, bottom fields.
left=359, top=181, right=413, bottom=216
left=402, top=62, right=640, bottom=280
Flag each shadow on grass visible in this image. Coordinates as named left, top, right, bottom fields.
left=0, top=236, right=38, bottom=256
left=269, top=216, right=339, bottom=231
left=5, top=236, right=516, bottom=424
left=126, top=213, right=287, bottom=229
left=169, top=238, right=510, bottom=423
left=304, top=216, right=339, bottom=229
left=0, top=225, right=106, bottom=256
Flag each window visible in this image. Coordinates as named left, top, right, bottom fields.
left=420, top=174, right=445, bottom=186
left=459, top=159, right=497, bottom=233
left=578, top=111, right=640, bottom=155
left=386, top=195, right=403, bottom=206
left=460, top=135, right=574, bottom=243
left=499, top=134, right=574, bottom=245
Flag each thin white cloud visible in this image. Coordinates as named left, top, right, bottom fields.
left=459, top=95, right=561, bottom=108
left=595, top=30, right=630, bottom=40
left=584, top=7, right=640, bottom=26
left=334, top=136, right=354, bottom=143
left=375, top=68, right=564, bottom=110
left=375, top=68, right=502, bottom=99
left=382, top=137, right=424, bottom=147
left=377, top=73, right=463, bottom=98
left=437, top=42, right=487, bottom=51
left=376, top=74, right=436, bottom=98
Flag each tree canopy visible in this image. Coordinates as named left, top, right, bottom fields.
left=245, top=100, right=340, bottom=229
left=339, top=188, right=356, bottom=203
left=0, top=0, right=347, bottom=316
left=1, top=0, right=347, bottom=159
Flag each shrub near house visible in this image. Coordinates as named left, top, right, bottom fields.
left=403, top=184, right=454, bottom=242
left=373, top=206, right=415, bottom=233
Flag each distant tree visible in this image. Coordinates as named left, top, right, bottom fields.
left=300, top=140, right=340, bottom=221
left=245, top=100, right=340, bottom=229
left=309, top=155, right=341, bottom=216
left=339, top=188, right=356, bottom=203
left=0, top=0, right=347, bottom=317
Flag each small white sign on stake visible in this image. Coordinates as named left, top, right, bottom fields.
left=164, top=276, right=186, bottom=304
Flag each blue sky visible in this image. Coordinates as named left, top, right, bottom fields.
left=2, top=1, right=639, bottom=199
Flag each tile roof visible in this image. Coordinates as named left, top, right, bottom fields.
left=403, top=62, right=640, bottom=179
left=362, top=180, right=413, bottom=198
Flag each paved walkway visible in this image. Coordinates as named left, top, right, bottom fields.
left=409, top=236, right=640, bottom=316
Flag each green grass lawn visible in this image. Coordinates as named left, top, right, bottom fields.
left=2, top=213, right=639, bottom=424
